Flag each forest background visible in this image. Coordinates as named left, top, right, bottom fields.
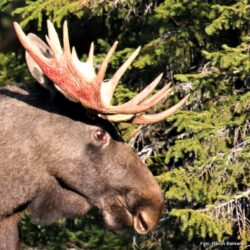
left=0, top=0, right=249, bottom=249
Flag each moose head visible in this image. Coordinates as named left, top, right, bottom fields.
left=0, top=20, right=188, bottom=249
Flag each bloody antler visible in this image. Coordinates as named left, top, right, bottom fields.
left=13, top=20, right=189, bottom=124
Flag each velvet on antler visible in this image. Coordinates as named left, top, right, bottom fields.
left=14, top=20, right=189, bottom=124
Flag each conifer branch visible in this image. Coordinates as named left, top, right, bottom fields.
left=200, top=189, right=250, bottom=239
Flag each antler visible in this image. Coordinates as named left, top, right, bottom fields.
left=13, top=20, right=189, bottom=124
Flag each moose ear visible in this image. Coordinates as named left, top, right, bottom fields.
left=25, top=33, right=54, bottom=92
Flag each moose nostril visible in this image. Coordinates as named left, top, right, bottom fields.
left=134, top=211, right=150, bottom=234
left=138, top=211, right=148, bottom=232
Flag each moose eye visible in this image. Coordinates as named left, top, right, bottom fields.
left=94, top=129, right=108, bottom=142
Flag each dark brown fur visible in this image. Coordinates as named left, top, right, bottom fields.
left=0, top=83, right=163, bottom=249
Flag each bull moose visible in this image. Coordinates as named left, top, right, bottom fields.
left=0, top=20, right=188, bottom=249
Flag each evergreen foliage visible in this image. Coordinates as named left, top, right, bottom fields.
left=0, top=52, right=30, bottom=86
left=0, top=0, right=249, bottom=249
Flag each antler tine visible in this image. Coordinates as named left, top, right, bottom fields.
left=140, top=83, right=172, bottom=105
left=47, top=20, right=62, bottom=55
left=99, top=113, right=134, bottom=122
left=125, top=73, right=164, bottom=106
left=95, top=41, right=118, bottom=85
left=45, top=36, right=54, bottom=54
left=87, top=42, right=94, bottom=65
left=63, top=20, right=71, bottom=57
left=72, top=47, right=78, bottom=61
left=62, top=21, right=86, bottom=89
left=13, top=22, right=50, bottom=65
left=102, top=46, right=141, bottom=105
left=132, top=94, right=190, bottom=124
